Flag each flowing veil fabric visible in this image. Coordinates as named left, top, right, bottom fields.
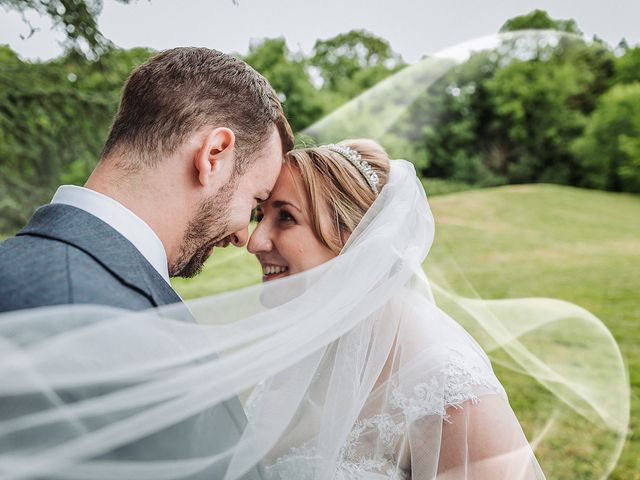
left=0, top=31, right=629, bottom=480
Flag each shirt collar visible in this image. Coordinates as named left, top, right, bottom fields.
left=51, top=185, right=171, bottom=284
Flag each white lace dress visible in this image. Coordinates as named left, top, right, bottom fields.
left=250, top=343, right=508, bottom=480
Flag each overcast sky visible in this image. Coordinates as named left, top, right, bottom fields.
left=1, top=0, right=639, bottom=63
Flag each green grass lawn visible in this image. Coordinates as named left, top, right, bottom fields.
left=174, top=183, right=640, bottom=479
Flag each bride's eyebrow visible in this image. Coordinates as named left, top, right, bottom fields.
left=271, top=200, right=301, bottom=213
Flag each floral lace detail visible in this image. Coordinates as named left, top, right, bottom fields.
left=391, top=344, right=504, bottom=423
left=267, top=444, right=407, bottom=480
left=266, top=417, right=408, bottom=480
left=266, top=445, right=322, bottom=480
left=441, top=344, right=505, bottom=408
left=334, top=414, right=407, bottom=479
left=265, top=345, right=504, bottom=479
left=345, top=414, right=405, bottom=456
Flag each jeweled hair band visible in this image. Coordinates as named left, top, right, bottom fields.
left=322, top=144, right=380, bottom=195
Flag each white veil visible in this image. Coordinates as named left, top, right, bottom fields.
left=0, top=160, right=626, bottom=479
left=0, top=31, right=629, bottom=480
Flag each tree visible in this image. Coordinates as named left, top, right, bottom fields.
left=310, top=30, right=404, bottom=101
left=1, top=1, right=242, bottom=58
left=399, top=11, right=617, bottom=188
left=484, top=58, right=588, bottom=184
left=0, top=0, right=136, bottom=57
left=573, top=83, right=640, bottom=192
left=388, top=49, right=504, bottom=184
left=389, top=27, right=611, bottom=187
left=614, top=46, right=640, bottom=85
left=499, top=9, right=582, bottom=35
left=244, top=38, right=324, bottom=133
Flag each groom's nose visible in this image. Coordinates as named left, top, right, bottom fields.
left=229, top=226, right=249, bottom=248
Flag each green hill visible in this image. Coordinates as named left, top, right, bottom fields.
left=174, top=184, right=639, bottom=478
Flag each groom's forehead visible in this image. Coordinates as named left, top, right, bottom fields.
left=243, top=152, right=283, bottom=192
left=256, top=132, right=285, bottom=168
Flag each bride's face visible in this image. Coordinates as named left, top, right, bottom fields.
left=248, top=164, right=336, bottom=282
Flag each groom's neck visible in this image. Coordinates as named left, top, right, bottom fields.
left=84, top=158, right=190, bottom=266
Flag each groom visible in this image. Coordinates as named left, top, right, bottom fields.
left=0, top=47, right=292, bottom=309
left=0, top=47, right=293, bottom=477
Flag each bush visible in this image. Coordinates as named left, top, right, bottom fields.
left=573, top=82, right=640, bottom=192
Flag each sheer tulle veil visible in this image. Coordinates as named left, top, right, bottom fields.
left=0, top=31, right=629, bottom=480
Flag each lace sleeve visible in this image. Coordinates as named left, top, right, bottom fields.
left=390, top=343, right=507, bottom=423
left=399, top=345, right=542, bottom=480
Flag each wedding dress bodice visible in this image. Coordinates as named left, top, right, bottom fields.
left=250, top=343, right=507, bottom=480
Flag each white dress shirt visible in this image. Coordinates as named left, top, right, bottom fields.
left=51, top=185, right=171, bottom=284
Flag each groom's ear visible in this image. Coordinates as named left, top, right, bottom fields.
left=193, top=127, right=236, bottom=188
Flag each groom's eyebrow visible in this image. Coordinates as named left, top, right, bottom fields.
left=272, top=200, right=301, bottom=212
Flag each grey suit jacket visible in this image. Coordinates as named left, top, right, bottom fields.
left=0, top=204, right=263, bottom=479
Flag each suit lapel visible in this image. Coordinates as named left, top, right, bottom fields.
left=18, top=204, right=181, bottom=307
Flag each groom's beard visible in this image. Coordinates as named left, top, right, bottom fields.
left=170, top=180, right=235, bottom=279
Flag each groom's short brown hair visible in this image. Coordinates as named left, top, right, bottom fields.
left=102, top=47, right=293, bottom=172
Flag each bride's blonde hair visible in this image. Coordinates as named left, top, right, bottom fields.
left=286, top=139, right=391, bottom=254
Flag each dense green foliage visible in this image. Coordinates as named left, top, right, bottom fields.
left=573, top=83, right=640, bottom=191
left=0, top=45, right=151, bottom=228
left=243, top=30, right=405, bottom=131
left=244, top=38, right=324, bottom=133
left=391, top=33, right=619, bottom=189
left=0, top=10, right=639, bottom=234
left=500, top=8, right=582, bottom=35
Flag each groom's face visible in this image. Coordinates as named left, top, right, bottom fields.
left=171, top=128, right=284, bottom=278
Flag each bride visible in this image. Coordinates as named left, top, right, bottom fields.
left=244, top=139, right=544, bottom=479
left=1, top=139, right=611, bottom=480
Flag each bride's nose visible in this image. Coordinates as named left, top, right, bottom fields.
left=247, top=221, right=271, bottom=254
